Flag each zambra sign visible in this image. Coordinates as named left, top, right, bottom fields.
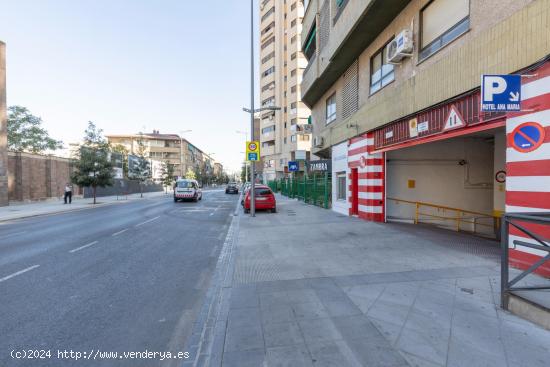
left=306, top=160, right=331, bottom=173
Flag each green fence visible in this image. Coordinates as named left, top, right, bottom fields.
left=268, top=173, right=331, bottom=209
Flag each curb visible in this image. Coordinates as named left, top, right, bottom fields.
left=182, top=194, right=242, bottom=367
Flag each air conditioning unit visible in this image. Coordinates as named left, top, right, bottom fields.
left=386, top=29, right=413, bottom=64
left=313, top=136, right=324, bottom=148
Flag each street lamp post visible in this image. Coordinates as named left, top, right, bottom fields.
left=243, top=0, right=280, bottom=216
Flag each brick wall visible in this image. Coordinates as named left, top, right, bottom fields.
left=0, top=41, right=8, bottom=206
left=7, top=152, right=78, bottom=202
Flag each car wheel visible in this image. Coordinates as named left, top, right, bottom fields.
left=174, top=197, right=178, bottom=202
left=199, top=194, right=202, bottom=201
left=244, top=208, right=250, bottom=214
left=271, top=207, right=277, bottom=213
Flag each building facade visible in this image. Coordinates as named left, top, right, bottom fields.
left=302, top=0, right=550, bottom=274
left=259, top=0, right=313, bottom=182
left=0, top=41, right=7, bottom=206
left=106, top=131, right=219, bottom=181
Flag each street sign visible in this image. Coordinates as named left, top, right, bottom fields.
left=443, top=105, right=466, bottom=131
left=509, top=122, right=546, bottom=153
left=246, top=141, right=260, bottom=161
left=306, top=160, right=331, bottom=173
left=481, top=74, right=521, bottom=112
left=288, top=161, right=299, bottom=172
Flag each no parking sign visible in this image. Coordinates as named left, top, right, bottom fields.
left=509, top=122, right=546, bottom=153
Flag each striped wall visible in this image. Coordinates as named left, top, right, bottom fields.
left=347, top=132, right=385, bottom=222
left=506, top=61, right=550, bottom=276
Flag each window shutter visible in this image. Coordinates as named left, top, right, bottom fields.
left=342, top=60, right=359, bottom=120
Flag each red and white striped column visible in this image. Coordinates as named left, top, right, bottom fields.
left=505, top=61, right=550, bottom=276
left=347, top=132, right=385, bottom=222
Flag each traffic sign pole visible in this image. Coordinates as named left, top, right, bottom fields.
left=249, top=0, right=255, bottom=217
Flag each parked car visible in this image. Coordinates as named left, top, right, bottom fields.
left=225, top=182, right=239, bottom=194
left=173, top=179, right=202, bottom=202
left=243, top=185, right=276, bottom=213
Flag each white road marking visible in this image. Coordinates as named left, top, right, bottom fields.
left=135, top=216, right=160, bottom=227
left=0, top=265, right=40, bottom=283
left=112, top=228, right=129, bottom=236
left=69, top=241, right=99, bottom=253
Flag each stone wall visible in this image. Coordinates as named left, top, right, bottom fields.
left=0, top=41, right=8, bottom=206
left=7, top=152, right=78, bottom=202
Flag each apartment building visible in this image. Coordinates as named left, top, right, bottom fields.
left=301, top=0, right=550, bottom=273
left=106, top=131, right=216, bottom=179
left=259, top=0, right=313, bottom=182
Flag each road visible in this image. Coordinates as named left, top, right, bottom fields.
left=0, top=189, right=239, bottom=367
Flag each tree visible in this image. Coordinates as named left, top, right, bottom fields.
left=71, top=122, right=114, bottom=204
left=185, top=168, right=196, bottom=180
left=241, top=163, right=248, bottom=183
left=7, top=105, right=63, bottom=153
left=128, top=134, right=151, bottom=198
left=160, top=160, right=175, bottom=193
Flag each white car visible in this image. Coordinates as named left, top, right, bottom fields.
left=173, top=179, right=202, bottom=202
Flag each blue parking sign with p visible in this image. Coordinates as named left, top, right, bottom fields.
left=481, top=74, right=521, bottom=112
left=288, top=161, right=299, bottom=172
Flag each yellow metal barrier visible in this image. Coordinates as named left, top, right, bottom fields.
left=387, top=197, right=499, bottom=236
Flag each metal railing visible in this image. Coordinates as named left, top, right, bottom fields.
left=387, top=198, right=499, bottom=236
left=268, top=173, right=331, bottom=209
left=501, top=212, right=550, bottom=310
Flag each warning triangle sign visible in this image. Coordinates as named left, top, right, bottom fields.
left=443, top=105, right=466, bottom=131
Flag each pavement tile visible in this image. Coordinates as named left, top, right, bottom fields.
left=292, top=301, right=330, bottom=320
left=369, top=317, right=404, bottom=346
left=346, top=338, right=410, bottom=367
left=259, top=291, right=290, bottom=308
left=266, top=344, right=314, bottom=367
left=260, top=304, right=295, bottom=325
left=286, top=289, right=320, bottom=304
left=331, top=315, right=387, bottom=344
left=452, top=293, right=498, bottom=319
left=366, top=299, right=411, bottom=326
left=306, top=340, right=361, bottom=367
left=222, top=348, right=265, bottom=367
left=314, top=287, right=349, bottom=302
left=224, top=323, right=264, bottom=352
left=297, top=318, right=342, bottom=344
left=307, top=277, right=341, bottom=291
left=263, top=321, right=306, bottom=348
left=400, top=351, right=444, bottom=367
left=396, top=326, right=449, bottom=366
left=227, top=307, right=261, bottom=328
left=447, top=338, right=507, bottom=367
left=229, top=287, right=259, bottom=309
left=404, top=310, right=451, bottom=336
left=321, top=299, right=363, bottom=317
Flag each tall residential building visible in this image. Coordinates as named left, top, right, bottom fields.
left=0, top=41, right=7, bottom=206
left=259, top=0, right=312, bottom=182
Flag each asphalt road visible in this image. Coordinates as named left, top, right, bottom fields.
left=0, top=189, right=239, bottom=367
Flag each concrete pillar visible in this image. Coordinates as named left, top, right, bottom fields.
left=0, top=41, right=8, bottom=206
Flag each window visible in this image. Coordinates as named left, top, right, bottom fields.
left=262, top=51, right=275, bottom=64
left=291, top=135, right=297, bottom=142
left=420, top=0, right=469, bottom=60
left=291, top=19, right=296, bottom=27
left=291, top=85, right=297, bottom=94
left=262, top=66, right=275, bottom=77
left=284, top=137, right=287, bottom=144
left=262, top=97, right=275, bottom=107
left=370, top=42, right=394, bottom=94
left=298, top=134, right=310, bottom=141
left=337, top=172, right=346, bottom=200
left=303, top=25, right=316, bottom=60
left=262, top=125, right=275, bottom=134
left=291, top=35, right=296, bottom=44
left=291, top=2, right=296, bottom=11
left=261, top=7, right=275, bottom=22
left=291, top=52, right=297, bottom=60
left=261, top=22, right=275, bottom=36
left=291, top=69, right=297, bottom=77
left=261, top=36, right=275, bottom=50
left=261, top=81, right=275, bottom=92
left=326, top=93, right=336, bottom=124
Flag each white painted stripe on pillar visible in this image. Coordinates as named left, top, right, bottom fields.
left=358, top=179, right=383, bottom=186
left=506, top=144, right=550, bottom=163
left=522, top=76, right=550, bottom=100
left=506, top=109, right=550, bottom=132
left=508, top=234, right=549, bottom=257
left=358, top=192, right=383, bottom=200
left=506, top=176, right=550, bottom=192
left=505, top=205, right=550, bottom=213
left=358, top=205, right=383, bottom=213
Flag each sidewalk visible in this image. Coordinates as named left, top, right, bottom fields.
left=0, top=191, right=168, bottom=222
left=190, top=195, right=550, bottom=367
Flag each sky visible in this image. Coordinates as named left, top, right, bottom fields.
left=0, top=0, right=260, bottom=172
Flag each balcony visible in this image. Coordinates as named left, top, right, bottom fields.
left=261, top=130, right=275, bottom=142
left=261, top=144, right=275, bottom=156
left=300, top=0, right=411, bottom=106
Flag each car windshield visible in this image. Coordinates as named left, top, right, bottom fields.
left=228, top=183, right=237, bottom=187
left=177, top=181, right=194, bottom=188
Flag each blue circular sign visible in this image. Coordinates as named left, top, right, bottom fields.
left=510, top=122, right=546, bottom=153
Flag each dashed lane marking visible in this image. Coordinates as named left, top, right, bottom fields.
left=135, top=216, right=160, bottom=227
left=69, top=241, right=99, bottom=253
left=112, top=229, right=129, bottom=237
left=0, top=265, right=40, bottom=283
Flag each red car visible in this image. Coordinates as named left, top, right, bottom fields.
left=243, top=185, right=277, bottom=213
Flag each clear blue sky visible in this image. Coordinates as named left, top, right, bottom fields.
left=0, top=0, right=260, bottom=172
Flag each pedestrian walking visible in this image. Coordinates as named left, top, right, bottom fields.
left=64, top=183, right=73, bottom=204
